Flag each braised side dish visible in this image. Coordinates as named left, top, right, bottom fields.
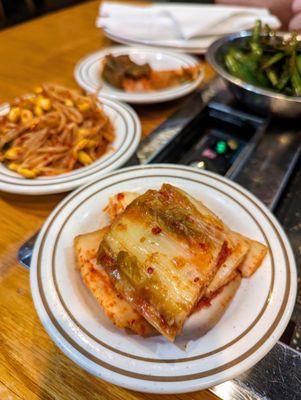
left=102, top=54, right=199, bottom=92
left=0, top=84, right=115, bottom=178
left=224, top=20, right=301, bottom=96
left=74, top=185, right=267, bottom=341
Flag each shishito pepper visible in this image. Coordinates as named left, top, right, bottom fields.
left=277, top=66, right=291, bottom=90
left=252, top=19, right=262, bottom=44
left=266, top=69, right=278, bottom=87
left=225, top=54, right=260, bottom=86
left=296, top=54, right=301, bottom=76
left=262, top=52, right=285, bottom=70
left=288, top=33, right=301, bottom=96
left=291, top=56, right=301, bottom=96
left=223, top=20, right=301, bottom=95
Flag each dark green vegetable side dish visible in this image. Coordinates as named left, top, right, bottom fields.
left=224, top=20, right=301, bottom=97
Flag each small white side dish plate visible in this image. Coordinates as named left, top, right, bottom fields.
left=30, top=164, right=296, bottom=393
left=0, top=99, right=140, bottom=195
left=74, top=46, right=204, bottom=104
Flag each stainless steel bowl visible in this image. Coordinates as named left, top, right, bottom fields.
left=206, top=31, right=301, bottom=118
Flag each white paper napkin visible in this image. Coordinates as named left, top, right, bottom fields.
left=97, top=2, right=281, bottom=41
left=98, top=3, right=179, bottom=41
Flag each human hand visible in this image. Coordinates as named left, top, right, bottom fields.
left=215, top=0, right=293, bottom=29
left=289, top=0, right=301, bottom=30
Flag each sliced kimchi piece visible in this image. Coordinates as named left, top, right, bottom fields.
left=235, top=233, right=268, bottom=277
left=103, top=191, right=139, bottom=222
left=98, top=184, right=228, bottom=341
left=186, top=193, right=268, bottom=282
left=122, top=66, right=200, bottom=92
left=205, top=233, right=249, bottom=297
left=74, top=228, right=154, bottom=336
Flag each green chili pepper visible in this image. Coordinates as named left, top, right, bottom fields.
left=225, top=54, right=260, bottom=85
left=223, top=21, right=301, bottom=95
left=266, top=69, right=278, bottom=87
left=252, top=20, right=262, bottom=44
left=250, top=42, right=262, bottom=59
left=262, top=52, right=285, bottom=69
left=228, top=48, right=245, bottom=61
left=249, top=20, right=263, bottom=61
left=296, top=54, right=301, bottom=76
left=277, top=68, right=291, bottom=90
left=290, top=50, right=301, bottom=96
left=264, top=24, right=272, bottom=36
left=291, top=71, right=301, bottom=95
left=288, top=32, right=298, bottom=54
left=225, top=54, right=241, bottom=76
left=229, top=49, right=258, bottom=71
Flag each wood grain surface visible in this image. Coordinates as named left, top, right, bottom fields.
left=0, top=1, right=217, bottom=399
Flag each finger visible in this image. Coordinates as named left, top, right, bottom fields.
left=289, top=12, right=301, bottom=30
left=292, top=0, right=301, bottom=12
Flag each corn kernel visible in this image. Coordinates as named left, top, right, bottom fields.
left=75, top=139, right=89, bottom=151
left=21, top=109, right=33, bottom=124
left=34, top=86, right=43, bottom=94
left=76, top=128, right=90, bottom=137
left=77, top=102, right=90, bottom=112
left=4, top=147, right=22, bottom=160
left=8, top=162, right=19, bottom=172
left=29, top=117, right=39, bottom=127
left=34, top=105, right=43, bottom=117
left=17, top=167, right=38, bottom=178
left=79, top=139, right=97, bottom=149
left=87, top=139, right=97, bottom=148
left=64, top=99, right=74, bottom=107
left=73, top=139, right=97, bottom=158
left=37, top=97, right=52, bottom=111
left=8, top=107, right=21, bottom=123
left=78, top=151, right=93, bottom=165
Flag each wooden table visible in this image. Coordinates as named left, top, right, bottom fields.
left=0, top=1, right=217, bottom=399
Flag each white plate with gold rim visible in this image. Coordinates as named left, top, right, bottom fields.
left=30, top=164, right=296, bottom=393
left=74, top=46, right=204, bottom=104
left=0, top=98, right=140, bottom=195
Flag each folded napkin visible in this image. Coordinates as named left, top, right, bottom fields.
left=97, top=2, right=281, bottom=42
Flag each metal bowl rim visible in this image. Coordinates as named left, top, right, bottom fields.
left=206, top=31, right=301, bottom=104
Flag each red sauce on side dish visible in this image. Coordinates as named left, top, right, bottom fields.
left=196, top=297, right=212, bottom=310
left=158, top=313, right=169, bottom=330
left=216, top=241, right=231, bottom=268
left=117, top=192, right=125, bottom=201
left=195, top=286, right=224, bottom=311
left=186, top=215, right=194, bottom=222
left=151, top=226, right=162, bottom=235
left=198, top=242, right=209, bottom=251
left=99, top=254, right=114, bottom=267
